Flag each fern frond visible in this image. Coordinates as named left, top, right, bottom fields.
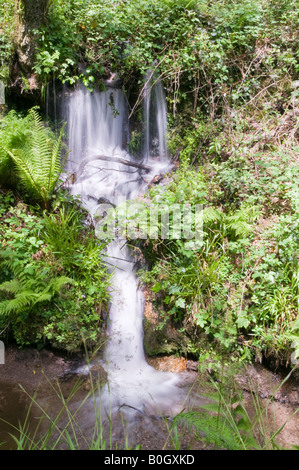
left=29, top=109, right=53, bottom=186
left=0, top=291, right=38, bottom=314
left=195, top=207, right=223, bottom=228
left=225, top=205, right=260, bottom=238
left=226, top=218, right=253, bottom=237
left=0, top=279, right=22, bottom=294
left=45, top=276, right=74, bottom=294
left=46, top=122, right=67, bottom=192
left=0, top=275, right=73, bottom=315
left=5, top=109, right=67, bottom=209
left=173, top=410, right=241, bottom=450
left=32, top=292, right=53, bottom=304
left=6, top=149, right=42, bottom=200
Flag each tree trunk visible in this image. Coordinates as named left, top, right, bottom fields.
left=11, top=0, right=50, bottom=94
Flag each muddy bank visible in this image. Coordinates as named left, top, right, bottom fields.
left=235, top=363, right=299, bottom=449
left=0, top=345, right=298, bottom=450
left=0, top=346, right=88, bottom=389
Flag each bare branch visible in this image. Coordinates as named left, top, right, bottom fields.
left=73, top=154, right=151, bottom=182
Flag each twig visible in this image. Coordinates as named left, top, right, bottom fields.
left=74, top=154, right=151, bottom=182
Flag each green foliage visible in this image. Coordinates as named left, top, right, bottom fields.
left=140, top=88, right=299, bottom=362
left=173, top=408, right=257, bottom=450
left=212, top=151, right=299, bottom=214
left=287, top=317, right=299, bottom=364
left=0, top=0, right=14, bottom=80
left=0, top=0, right=298, bottom=369
left=2, top=0, right=299, bottom=122
left=0, top=110, right=34, bottom=187
left=0, top=253, right=72, bottom=315
left=170, top=367, right=297, bottom=450
left=2, top=108, right=67, bottom=210
left=28, top=0, right=299, bottom=122
left=139, top=166, right=264, bottom=356
left=0, top=191, right=110, bottom=351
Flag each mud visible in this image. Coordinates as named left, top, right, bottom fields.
left=235, top=363, right=299, bottom=449
left=0, top=346, right=298, bottom=450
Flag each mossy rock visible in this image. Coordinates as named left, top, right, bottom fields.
left=143, top=301, right=190, bottom=356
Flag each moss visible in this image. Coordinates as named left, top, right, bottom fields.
left=143, top=315, right=190, bottom=357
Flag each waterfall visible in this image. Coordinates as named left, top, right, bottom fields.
left=64, top=84, right=128, bottom=176
left=63, top=81, right=183, bottom=421
left=143, top=72, right=169, bottom=162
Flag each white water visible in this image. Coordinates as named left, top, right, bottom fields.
left=143, top=72, right=169, bottom=162
left=63, top=82, right=183, bottom=420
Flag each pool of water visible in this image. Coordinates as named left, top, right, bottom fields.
left=0, top=368, right=207, bottom=450
left=0, top=381, right=38, bottom=450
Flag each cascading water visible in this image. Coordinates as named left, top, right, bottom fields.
left=62, top=80, right=187, bottom=427
left=143, top=72, right=169, bottom=162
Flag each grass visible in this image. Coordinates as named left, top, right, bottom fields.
left=1, top=362, right=298, bottom=451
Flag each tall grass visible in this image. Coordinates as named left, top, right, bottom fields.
left=166, top=366, right=299, bottom=451
left=1, top=363, right=298, bottom=450
left=0, top=373, right=116, bottom=450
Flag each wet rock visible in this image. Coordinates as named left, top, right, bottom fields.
left=187, top=360, right=199, bottom=371
left=143, top=298, right=189, bottom=356
left=146, top=355, right=188, bottom=372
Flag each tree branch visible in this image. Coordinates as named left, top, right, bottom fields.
left=73, top=154, right=151, bottom=181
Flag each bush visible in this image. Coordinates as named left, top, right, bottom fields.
left=0, top=191, right=110, bottom=351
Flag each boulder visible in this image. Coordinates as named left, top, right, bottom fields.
left=143, top=295, right=190, bottom=357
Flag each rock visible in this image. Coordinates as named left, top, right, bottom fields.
left=186, top=360, right=199, bottom=371
left=142, top=296, right=190, bottom=357
left=146, top=355, right=188, bottom=372
left=97, top=197, right=116, bottom=208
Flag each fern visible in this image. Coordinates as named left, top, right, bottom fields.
left=0, top=291, right=40, bottom=315
left=3, top=109, right=67, bottom=210
left=202, top=206, right=223, bottom=225
left=0, top=277, right=73, bottom=315
left=172, top=387, right=261, bottom=450
left=173, top=410, right=244, bottom=450
left=196, top=205, right=260, bottom=240
left=0, top=278, right=22, bottom=294
left=225, top=205, right=260, bottom=238
left=0, top=110, right=34, bottom=187
left=0, top=254, right=73, bottom=316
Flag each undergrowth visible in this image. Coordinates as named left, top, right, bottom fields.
left=0, top=190, right=110, bottom=351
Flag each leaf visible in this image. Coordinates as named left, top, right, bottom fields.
left=152, top=282, right=162, bottom=293
left=0, top=279, right=22, bottom=294
left=169, top=285, right=181, bottom=294
left=236, top=313, right=250, bottom=329
left=175, top=297, right=186, bottom=308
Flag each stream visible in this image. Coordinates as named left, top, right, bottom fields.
left=62, top=78, right=198, bottom=423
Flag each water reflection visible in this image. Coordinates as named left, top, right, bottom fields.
left=0, top=381, right=35, bottom=450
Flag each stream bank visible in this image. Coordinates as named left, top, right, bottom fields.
left=0, top=345, right=298, bottom=450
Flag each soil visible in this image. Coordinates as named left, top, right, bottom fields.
left=0, top=345, right=298, bottom=450
left=235, top=363, right=299, bottom=449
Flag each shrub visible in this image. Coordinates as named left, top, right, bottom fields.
left=0, top=191, right=110, bottom=351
